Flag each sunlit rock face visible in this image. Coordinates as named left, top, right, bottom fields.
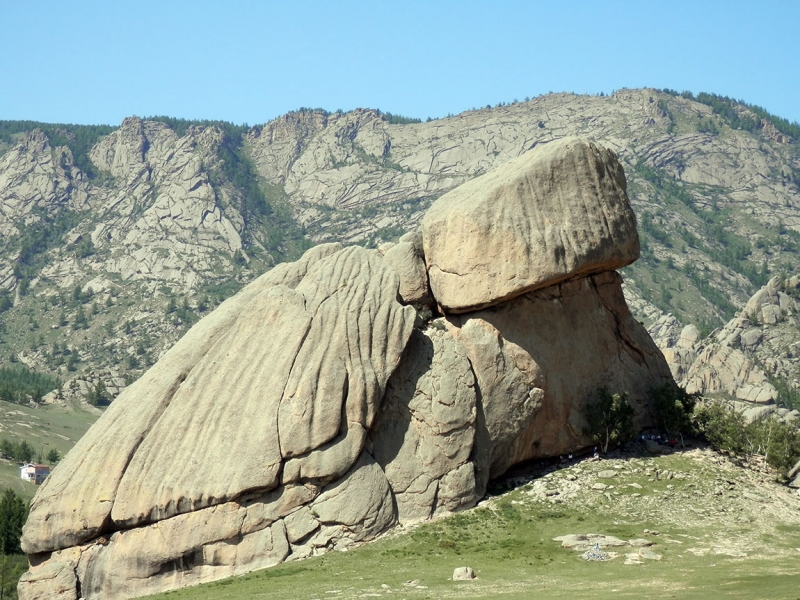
left=19, top=138, right=672, bottom=600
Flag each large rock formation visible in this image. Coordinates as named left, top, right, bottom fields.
left=655, top=275, right=800, bottom=413
left=423, top=138, right=640, bottom=312
left=19, top=138, right=673, bottom=600
left=3, top=91, right=799, bottom=414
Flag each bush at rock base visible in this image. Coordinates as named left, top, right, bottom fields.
left=650, top=384, right=698, bottom=440
left=582, top=389, right=635, bottom=453
left=693, top=398, right=800, bottom=476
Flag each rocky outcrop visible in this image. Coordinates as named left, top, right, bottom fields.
left=370, top=325, right=478, bottom=521
left=447, top=271, right=672, bottom=479
left=0, top=129, right=90, bottom=240
left=19, top=139, right=673, bottom=600
left=2, top=90, right=799, bottom=411
left=655, top=275, right=800, bottom=408
left=423, top=138, right=640, bottom=312
left=90, top=117, right=247, bottom=287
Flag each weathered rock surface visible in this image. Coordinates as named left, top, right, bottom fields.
left=21, top=242, right=345, bottom=555
left=20, top=244, right=415, bottom=599
left=19, top=139, right=673, bottom=600
left=370, top=325, right=478, bottom=521
left=447, top=271, right=673, bottom=478
left=655, top=275, right=800, bottom=412
left=380, top=230, right=431, bottom=305
left=422, top=138, right=640, bottom=312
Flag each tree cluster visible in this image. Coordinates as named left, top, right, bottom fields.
left=0, top=439, right=60, bottom=466
left=0, top=441, right=33, bottom=464
left=85, top=381, right=109, bottom=407
left=694, top=399, right=800, bottom=476
left=0, top=366, right=60, bottom=405
left=0, top=487, right=29, bottom=600
left=650, top=384, right=698, bottom=441
left=0, top=489, right=27, bottom=555
left=583, top=385, right=800, bottom=477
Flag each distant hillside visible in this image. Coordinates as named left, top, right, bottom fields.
left=0, top=88, right=798, bottom=404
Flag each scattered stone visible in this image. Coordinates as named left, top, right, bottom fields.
left=643, top=439, right=666, bottom=454
left=592, top=483, right=608, bottom=490
left=554, top=534, right=629, bottom=551
left=582, top=546, right=614, bottom=561
left=452, top=567, right=476, bottom=581
left=597, top=470, right=618, bottom=479
left=743, top=492, right=765, bottom=503
left=638, top=548, right=663, bottom=561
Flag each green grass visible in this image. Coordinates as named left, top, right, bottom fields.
left=144, top=452, right=800, bottom=600
left=143, top=514, right=799, bottom=600
left=0, top=398, right=98, bottom=501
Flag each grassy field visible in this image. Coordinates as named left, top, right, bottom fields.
left=0, top=398, right=98, bottom=500
left=145, top=450, right=800, bottom=600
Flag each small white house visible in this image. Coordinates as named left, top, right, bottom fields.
left=20, top=463, right=50, bottom=485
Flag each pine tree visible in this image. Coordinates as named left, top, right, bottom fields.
left=0, top=488, right=27, bottom=554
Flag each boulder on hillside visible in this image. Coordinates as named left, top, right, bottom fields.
left=20, top=244, right=415, bottom=599
left=19, top=138, right=671, bottom=600
left=423, top=137, right=639, bottom=313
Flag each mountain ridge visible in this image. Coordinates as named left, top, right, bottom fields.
left=0, top=88, right=798, bottom=407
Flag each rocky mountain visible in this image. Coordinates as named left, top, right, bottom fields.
left=654, top=274, right=800, bottom=415
left=0, top=88, right=799, bottom=407
left=17, top=138, right=675, bottom=599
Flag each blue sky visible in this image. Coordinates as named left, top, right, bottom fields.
left=1, top=1, right=798, bottom=126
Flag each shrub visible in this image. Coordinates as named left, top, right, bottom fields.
left=583, top=388, right=635, bottom=453
left=693, top=399, right=748, bottom=455
left=650, top=384, right=698, bottom=441
left=693, top=398, right=800, bottom=477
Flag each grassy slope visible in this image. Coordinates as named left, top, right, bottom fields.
left=146, top=450, right=800, bottom=600
left=0, top=399, right=98, bottom=501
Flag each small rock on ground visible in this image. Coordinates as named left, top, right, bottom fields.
left=453, top=566, right=476, bottom=580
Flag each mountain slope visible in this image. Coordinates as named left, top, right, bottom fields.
left=0, top=89, right=798, bottom=403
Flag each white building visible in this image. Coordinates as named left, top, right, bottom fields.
left=20, top=463, right=50, bottom=485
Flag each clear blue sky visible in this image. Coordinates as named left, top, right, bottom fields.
left=1, top=1, right=798, bottom=126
